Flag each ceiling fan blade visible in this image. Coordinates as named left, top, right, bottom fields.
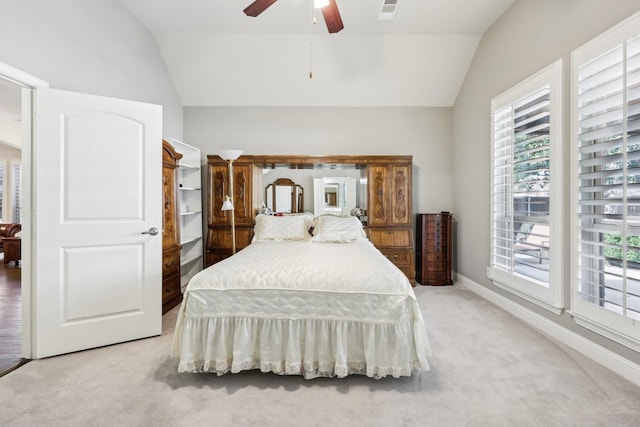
left=321, top=0, right=344, bottom=33
left=244, top=0, right=278, bottom=17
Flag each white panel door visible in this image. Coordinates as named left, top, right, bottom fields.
left=32, top=87, right=162, bottom=358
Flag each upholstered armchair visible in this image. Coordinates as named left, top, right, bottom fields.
left=0, top=223, right=21, bottom=253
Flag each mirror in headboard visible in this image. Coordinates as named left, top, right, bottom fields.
left=313, top=177, right=357, bottom=216
left=257, top=159, right=368, bottom=217
left=265, top=178, right=304, bottom=213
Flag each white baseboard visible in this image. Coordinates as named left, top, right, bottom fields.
left=456, top=274, right=640, bottom=388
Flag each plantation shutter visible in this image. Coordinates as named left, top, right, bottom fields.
left=491, top=87, right=551, bottom=284
left=575, top=37, right=640, bottom=321
left=491, top=104, right=513, bottom=271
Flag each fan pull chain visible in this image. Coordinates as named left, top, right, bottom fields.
left=309, top=39, right=313, bottom=79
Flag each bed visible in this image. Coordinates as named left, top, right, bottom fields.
left=171, top=214, right=432, bottom=379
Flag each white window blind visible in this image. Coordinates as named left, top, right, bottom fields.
left=492, top=88, right=551, bottom=277
left=573, top=26, right=640, bottom=348
left=0, top=164, right=4, bottom=221
left=490, top=60, right=563, bottom=312
left=10, top=163, right=21, bottom=223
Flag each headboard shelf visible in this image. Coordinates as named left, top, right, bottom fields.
left=206, top=154, right=416, bottom=283
left=207, top=154, right=412, bottom=168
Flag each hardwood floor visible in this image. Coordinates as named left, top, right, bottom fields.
left=0, top=259, right=26, bottom=376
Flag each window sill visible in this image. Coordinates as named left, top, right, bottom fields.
left=488, top=268, right=564, bottom=315
left=570, top=309, right=640, bottom=353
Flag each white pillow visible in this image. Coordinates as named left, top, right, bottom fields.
left=284, top=212, right=314, bottom=231
left=311, top=215, right=367, bottom=243
left=252, top=214, right=312, bottom=242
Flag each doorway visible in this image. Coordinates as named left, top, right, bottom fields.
left=0, top=77, right=24, bottom=375
left=0, top=62, right=164, bottom=364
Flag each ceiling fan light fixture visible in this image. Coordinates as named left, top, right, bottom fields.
left=243, top=0, right=343, bottom=33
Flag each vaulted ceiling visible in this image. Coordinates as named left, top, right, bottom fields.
left=121, top=0, right=516, bottom=107
left=0, top=0, right=518, bottom=148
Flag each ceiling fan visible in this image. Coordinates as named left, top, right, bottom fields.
left=243, top=0, right=344, bottom=33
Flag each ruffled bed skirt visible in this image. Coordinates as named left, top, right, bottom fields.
left=171, top=315, right=430, bottom=379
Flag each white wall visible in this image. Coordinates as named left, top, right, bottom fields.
left=452, top=0, right=640, bottom=364
left=0, top=0, right=183, bottom=139
left=184, top=106, right=454, bottom=215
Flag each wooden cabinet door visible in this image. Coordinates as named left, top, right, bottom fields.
left=390, top=164, right=411, bottom=226
left=162, top=141, right=182, bottom=313
left=368, top=165, right=391, bottom=226
left=368, top=227, right=413, bottom=248
left=162, top=140, right=181, bottom=253
left=232, top=164, right=253, bottom=226
left=208, top=163, right=228, bottom=226
left=368, top=164, right=411, bottom=226
left=207, top=163, right=253, bottom=227
left=162, top=160, right=180, bottom=249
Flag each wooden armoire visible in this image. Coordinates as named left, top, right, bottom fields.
left=365, top=159, right=415, bottom=283
left=204, top=155, right=415, bottom=284
left=162, top=140, right=183, bottom=313
left=205, top=156, right=257, bottom=266
left=416, top=212, right=454, bottom=286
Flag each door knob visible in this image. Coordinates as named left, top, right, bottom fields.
left=141, top=227, right=159, bottom=236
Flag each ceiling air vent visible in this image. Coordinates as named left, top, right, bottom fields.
left=377, top=0, right=399, bottom=21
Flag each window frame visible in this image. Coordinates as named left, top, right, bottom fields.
left=489, top=59, right=564, bottom=314
left=571, top=12, right=640, bottom=352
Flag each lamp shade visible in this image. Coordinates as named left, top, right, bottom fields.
left=217, top=149, right=244, bottom=161
left=221, top=196, right=234, bottom=211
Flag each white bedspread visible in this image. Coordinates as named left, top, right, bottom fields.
left=171, top=240, right=432, bottom=379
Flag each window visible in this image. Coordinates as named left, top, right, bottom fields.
left=489, top=60, right=563, bottom=312
left=0, top=163, right=4, bottom=221
left=572, top=14, right=640, bottom=350
left=0, top=157, right=20, bottom=223
left=10, top=162, right=21, bottom=223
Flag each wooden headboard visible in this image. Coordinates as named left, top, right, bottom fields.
left=205, top=154, right=416, bottom=282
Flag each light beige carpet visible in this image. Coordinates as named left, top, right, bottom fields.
left=1, top=285, right=639, bottom=426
